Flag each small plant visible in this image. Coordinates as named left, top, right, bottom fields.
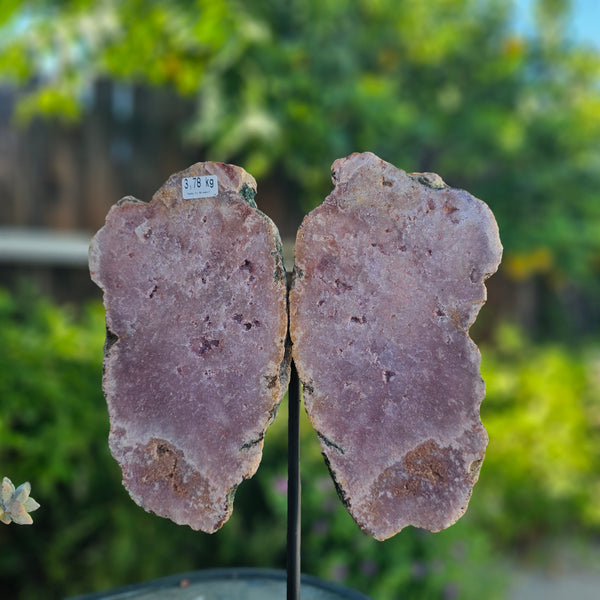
left=0, top=477, right=40, bottom=525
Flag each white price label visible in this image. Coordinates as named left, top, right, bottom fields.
left=182, top=175, right=219, bottom=199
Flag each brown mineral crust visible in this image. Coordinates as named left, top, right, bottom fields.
left=89, top=162, right=289, bottom=533
left=289, top=152, right=502, bottom=540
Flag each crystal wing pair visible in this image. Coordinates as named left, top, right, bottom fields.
left=89, top=153, right=502, bottom=540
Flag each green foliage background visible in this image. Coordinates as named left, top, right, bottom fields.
left=1, top=289, right=599, bottom=599
left=1, top=0, right=600, bottom=598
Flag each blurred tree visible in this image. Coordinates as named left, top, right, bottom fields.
left=1, top=0, right=599, bottom=329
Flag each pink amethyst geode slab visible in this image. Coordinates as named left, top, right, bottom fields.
left=89, top=162, right=289, bottom=533
left=290, top=152, right=502, bottom=540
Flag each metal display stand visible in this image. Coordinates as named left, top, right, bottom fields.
left=287, top=362, right=302, bottom=600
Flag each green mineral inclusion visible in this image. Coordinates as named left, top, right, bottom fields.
left=238, top=182, right=286, bottom=283
left=239, top=183, right=258, bottom=208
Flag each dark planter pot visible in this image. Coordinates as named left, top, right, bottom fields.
left=69, top=568, right=374, bottom=600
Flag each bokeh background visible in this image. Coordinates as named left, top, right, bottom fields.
left=1, top=1, right=599, bottom=598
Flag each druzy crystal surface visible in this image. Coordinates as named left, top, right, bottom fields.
left=290, top=152, right=502, bottom=540
left=90, top=162, right=289, bottom=532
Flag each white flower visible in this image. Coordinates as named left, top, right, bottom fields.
left=0, top=477, right=40, bottom=525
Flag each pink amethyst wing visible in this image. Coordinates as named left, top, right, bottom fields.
left=289, top=152, right=502, bottom=540
left=89, top=162, right=289, bottom=533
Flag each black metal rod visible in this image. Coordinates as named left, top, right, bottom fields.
left=287, top=361, right=301, bottom=600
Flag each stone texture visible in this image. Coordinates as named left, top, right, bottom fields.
left=89, top=162, right=289, bottom=533
left=289, top=152, right=502, bottom=540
